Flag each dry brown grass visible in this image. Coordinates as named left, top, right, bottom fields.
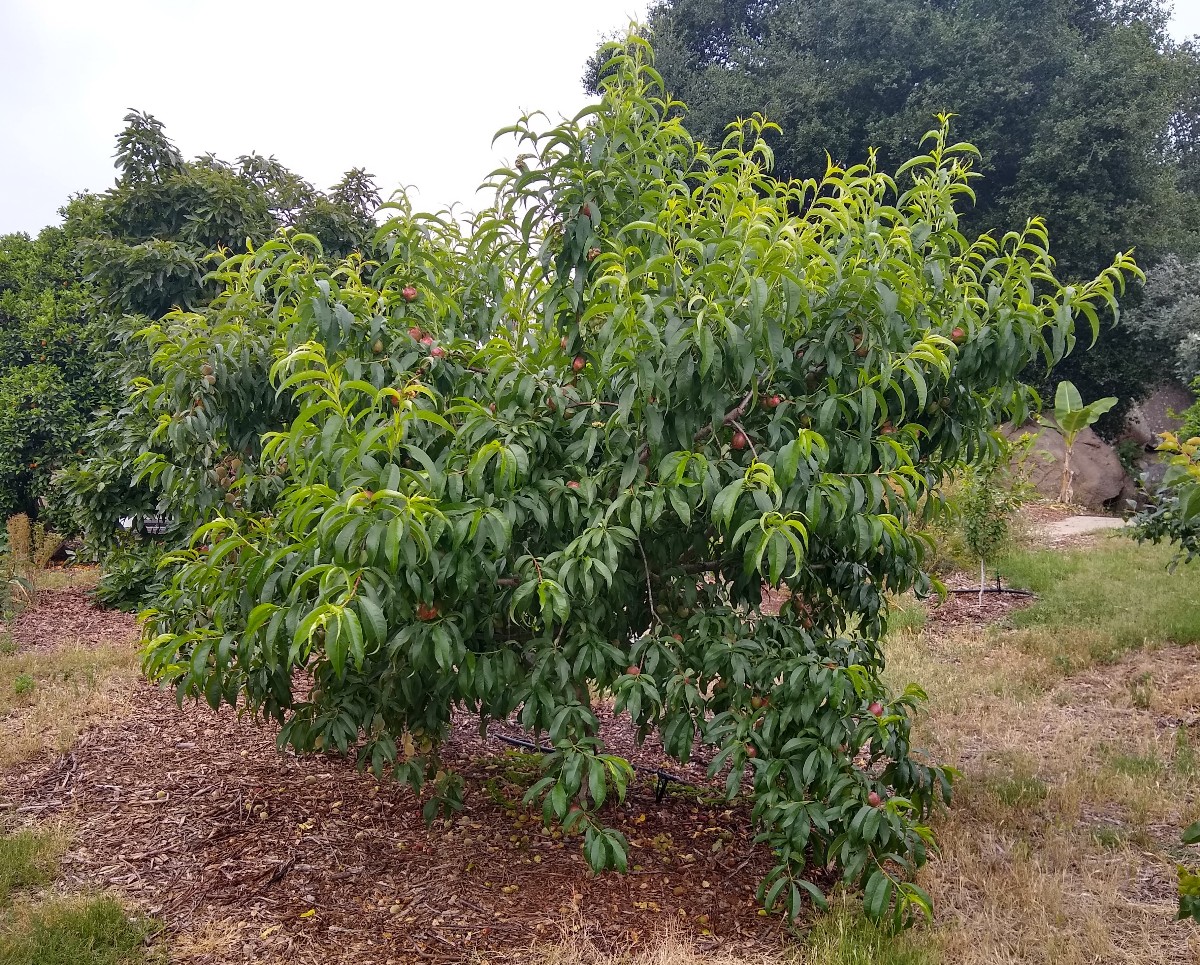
left=169, top=919, right=804, bottom=965
left=524, top=927, right=800, bottom=965
left=0, top=642, right=140, bottom=770
left=885, top=582, right=1200, bottom=964
left=33, top=565, right=102, bottom=592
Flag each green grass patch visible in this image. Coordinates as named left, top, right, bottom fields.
left=999, top=536, right=1200, bottom=668
left=1090, top=825, right=1128, bottom=849
left=886, top=596, right=927, bottom=635
left=986, top=774, right=1050, bottom=807
left=0, top=896, right=150, bottom=965
left=805, top=901, right=938, bottom=965
left=1104, top=750, right=1164, bottom=778
left=0, top=830, right=64, bottom=907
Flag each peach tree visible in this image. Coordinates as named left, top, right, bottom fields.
left=138, top=40, right=1136, bottom=924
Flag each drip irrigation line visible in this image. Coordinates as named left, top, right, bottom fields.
left=946, top=588, right=1035, bottom=597
left=492, top=733, right=695, bottom=804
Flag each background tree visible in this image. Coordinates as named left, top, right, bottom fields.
left=588, top=0, right=1200, bottom=431
left=0, top=216, right=110, bottom=523
left=75, top=110, right=382, bottom=321
left=54, top=112, right=381, bottom=594
left=134, top=40, right=1135, bottom=922
left=1124, top=254, right=1200, bottom=383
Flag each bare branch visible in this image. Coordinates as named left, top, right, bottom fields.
left=637, top=537, right=662, bottom=626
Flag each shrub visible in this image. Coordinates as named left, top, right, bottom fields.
left=132, top=39, right=1135, bottom=923
left=1133, top=432, right=1200, bottom=565
left=960, top=435, right=1034, bottom=597
left=93, top=542, right=167, bottom=613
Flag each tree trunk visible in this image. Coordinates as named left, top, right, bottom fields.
left=1060, top=444, right=1074, bottom=504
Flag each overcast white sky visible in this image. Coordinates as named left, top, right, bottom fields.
left=2, top=0, right=1198, bottom=236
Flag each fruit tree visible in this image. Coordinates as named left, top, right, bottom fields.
left=138, top=39, right=1137, bottom=924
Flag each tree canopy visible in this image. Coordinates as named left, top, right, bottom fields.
left=587, top=0, right=1199, bottom=425
left=52, top=112, right=381, bottom=581
left=0, top=216, right=110, bottom=522
left=130, top=39, right=1135, bottom=922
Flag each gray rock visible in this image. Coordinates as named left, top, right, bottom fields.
left=1124, top=383, right=1193, bottom=448
left=1016, top=422, right=1129, bottom=508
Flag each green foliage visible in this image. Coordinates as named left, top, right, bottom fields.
left=596, top=0, right=1199, bottom=429
left=1180, top=820, right=1200, bottom=923
left=1037, top=381, right=1118, bottom=503
left=1042, top=381, right=1119, bottom=442
left=92, top=543, right=167, bottom=613
left=55, top=112, right=381, bottom=571
left=959, top=436, right=1033, bottom=594
left=75, top=110, right=380, bottom=321
left=1133, top=432, right=1200, bottom=564
left=1123, top=254, right=1200, bottom=383
left=0, top=224, right=112, bottom=524
left=130, top=40, right=1135, bottom=923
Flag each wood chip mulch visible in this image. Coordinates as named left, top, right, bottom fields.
left=924, top=579, right=1034, bottom=631
left=1019, top=502, right=1081, bottom=525
left=0, top=586, right=138, bottom=651
left=0, top=674, right=805, bottom=964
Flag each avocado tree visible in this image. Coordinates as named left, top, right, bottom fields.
left=136, top=40, right=1136, bottom=924
left=53, top=112, right=380, bottom=600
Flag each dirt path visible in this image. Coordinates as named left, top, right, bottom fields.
left=1035, top=515, right=1128, bottom=540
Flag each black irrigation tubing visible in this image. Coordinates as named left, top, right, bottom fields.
left=492, top=733, right=697, bottom=804
left=946, top=588, right=1036, bottom=597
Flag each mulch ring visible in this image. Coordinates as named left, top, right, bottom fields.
left=0, top=683, right=805, bottom=965
left=924, top=577, right=1034, bottom=631
left=0, top=586, right=138, bottom=651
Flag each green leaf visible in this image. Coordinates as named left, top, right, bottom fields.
left=357, top=595, right=386, bottom=650
left=864, top=868, right=893, bottom=921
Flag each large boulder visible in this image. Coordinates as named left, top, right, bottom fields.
left=1124, top=383, right=1193, bottom=448
left=1014, top=422, right=1128, bottom=509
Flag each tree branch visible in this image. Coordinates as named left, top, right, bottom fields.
left=639, top=384, right=759, bottom=463
left=637, top=537, right=661, bottom=625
